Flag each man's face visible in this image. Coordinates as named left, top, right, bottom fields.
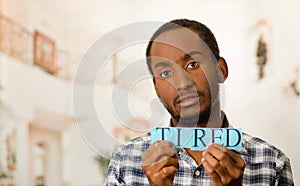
left=149, top=28, right=221, bottom=126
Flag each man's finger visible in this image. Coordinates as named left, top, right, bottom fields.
left=202, top=159, right=223, bottom=185
left=202, top=151, right=229, bottom=178
left=143, top=155, right=179, bottom=171
left=207, top=143, right=245, bottom=169
left=142, top=141, right=177, bottom=164
left=160, top=165, right=179, bottom=177
left=205, top=143, right=245, bottom=180
left=211, top=143, right=245, bottom=168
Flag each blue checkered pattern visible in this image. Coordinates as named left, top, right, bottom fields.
left=106, top=132, right=294, bottom=186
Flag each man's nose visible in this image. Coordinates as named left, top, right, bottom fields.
left=172, top=68, right=194, bottom=91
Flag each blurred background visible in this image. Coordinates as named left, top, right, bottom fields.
left=0, top=0, right=299, bottom=185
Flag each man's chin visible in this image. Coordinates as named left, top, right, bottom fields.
left=175, top=108, right=211, bottom=127
left=174, top=113, right=201, bottom=127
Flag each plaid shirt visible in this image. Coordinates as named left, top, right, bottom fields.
left=106, top=126, right=294, bottom=185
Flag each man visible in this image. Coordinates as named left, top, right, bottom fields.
left=106, top=19, right=294, bottom=185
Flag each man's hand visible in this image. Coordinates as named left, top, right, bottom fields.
left=202, top=143, right=245, bottom=186
left=142, top=141, right=179, bottom=186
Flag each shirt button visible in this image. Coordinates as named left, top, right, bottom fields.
left=194, top=170, right=200, bottom=177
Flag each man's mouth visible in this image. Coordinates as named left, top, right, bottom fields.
left=175, top=94, right=199, bottom=107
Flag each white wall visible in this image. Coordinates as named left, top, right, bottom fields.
left=0, top=54, right=73, bottom=119
left=224, top=1, right=300, bottom=182
left=29, top=126, right=62, bottom=186
left=0, top=54, right=103, bottom=185
left=1, top=0, right=69, bottom=48
left=62, top=123, right=102, bottom=186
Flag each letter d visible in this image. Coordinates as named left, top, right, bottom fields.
left=225, top=128, right=242, bottom=149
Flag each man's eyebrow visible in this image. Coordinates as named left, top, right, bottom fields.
left=154, top=61, right=171, bottom=69
left=182, top=51, right=203, bottom=61
left=153, top=51, right=203, bottom=69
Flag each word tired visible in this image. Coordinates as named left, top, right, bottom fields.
left=151, top=127, right=242, bottom=150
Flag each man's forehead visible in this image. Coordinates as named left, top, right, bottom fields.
left=151, top=28, right=210, bottom=56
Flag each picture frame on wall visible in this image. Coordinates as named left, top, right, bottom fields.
left=33, top=31, right=58, bottom=74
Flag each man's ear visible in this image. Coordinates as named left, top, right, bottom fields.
left=217, top=57, right=228, bottom=83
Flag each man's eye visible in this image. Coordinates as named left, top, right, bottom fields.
left=159, top=70, right=172, bottom=78
left=187, top=62, right=200, bottom=69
